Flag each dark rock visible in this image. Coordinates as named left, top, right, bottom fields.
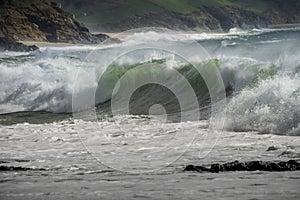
left=184, top=160, right=300, bottom=173
left=267, top=145, right=279, bottom=151
left=246, top=161, right=266, bottom=171
left=0, top=0, right=109, bottom=44
left=184, top=165, right=209, bottom=172
left=92, top=33, right=110, bottom=42
left=0, top=36, right=38, bottom=52
left=286, top=160, right=300, bottom=171
left=223, top=160, right=248, bottom=171
left=0, top=159, right=31, bottom=163
left=0, top=165, right=46, bottom=171
left=210, top=164, right=224, bottom=173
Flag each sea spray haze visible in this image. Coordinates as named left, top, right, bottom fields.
left=72, top=27, right=227, bottom=172
left=1, top=28, right=299, bottom=134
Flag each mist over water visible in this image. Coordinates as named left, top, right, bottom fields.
left=0, top=28, right=299, bottom=135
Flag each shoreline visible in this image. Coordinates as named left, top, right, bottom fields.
left=18, top=25, right=300, bottom=48
left=268, top=23, right=300, bottom=29
left=20, top=41, right=86, bottom=47
left=19, top=32, right=122, bottom=47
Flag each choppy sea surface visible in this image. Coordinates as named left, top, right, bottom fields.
left=0, top=28, right=300, bottom=199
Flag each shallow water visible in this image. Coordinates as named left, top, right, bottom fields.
left=1, top=117, right=300, bottom=199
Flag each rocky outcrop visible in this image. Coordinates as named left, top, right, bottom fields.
left=92, top=33, right=110, bottom=42
left=0, top=36, right=38, bottom=52
left=184, top=160, right=300, bottom=173
left=203, top=6, right=269, bottom=31
left=0, top=0, right=109, bottom=44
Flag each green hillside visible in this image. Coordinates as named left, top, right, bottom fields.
left=49, top=0, right=300, bottom=31
left=51, top=0, right=239, bottom=24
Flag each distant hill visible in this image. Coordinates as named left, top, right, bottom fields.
left=49, top=0, right=300, bottom=32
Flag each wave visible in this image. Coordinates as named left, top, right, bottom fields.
left=0, top=28, right=299, bottom=135
left=225, top=74, right=300, bottom=135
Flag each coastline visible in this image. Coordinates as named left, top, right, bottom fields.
left=20, top=24, right=300, bottom=48
left=268, top=23, right=300, bottom=29
left=19, top=32, right=121, bottom=47
left=20, top=40, right=87, bottom=47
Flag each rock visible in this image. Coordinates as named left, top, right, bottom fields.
left=184, top=160, right=300, bottom=173
left=223, top=160, right=248, bottom=171
left=184, top=165, right=209, bottom=172
left=0, top=0, right=109, bottom=44
left=210, top=163, right=224, bottom=173
left=0, top=36, right=38, bottom=52
left=267, top=145, right=280, bottom=151
left=0, top=165, right=46, bottom=171
left=279, top=150, right=300, bottom=158
left=92, top=33, right=110, bottom=42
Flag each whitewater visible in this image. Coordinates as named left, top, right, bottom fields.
left=0, top=28, right=299, bottom=199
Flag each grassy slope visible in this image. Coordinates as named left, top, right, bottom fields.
left=49, top=0, right=296, bottom=26
left=50, top=0, right=240, bottom=25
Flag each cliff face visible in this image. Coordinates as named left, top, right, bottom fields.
left=53, top=0, right=300, bottom=32
left=0, top=0, right=108, bottom=43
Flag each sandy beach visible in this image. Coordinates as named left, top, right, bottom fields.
left=19, top=32, right=121, bottom=47
left=20, top=41, right=86, bottom=47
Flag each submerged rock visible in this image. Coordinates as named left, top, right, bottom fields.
left=0, top=165, right=46, bottom=171
left=184, top=165, right=210, bottom=172
left=267, top=145, right=280, bottom=151
left=279, top=150, right=300, bottom=158
left=184, top=160, right=300, bottom=173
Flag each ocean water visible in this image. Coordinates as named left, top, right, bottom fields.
left=0, top=28, right=300, bottom=199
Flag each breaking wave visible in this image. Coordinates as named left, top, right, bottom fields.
left=0, top=28, right=299, bottom=135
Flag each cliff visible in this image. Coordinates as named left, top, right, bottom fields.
left=52, top=0, right=300, bottom=32
left=0, top=0, right=109, bottom=44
